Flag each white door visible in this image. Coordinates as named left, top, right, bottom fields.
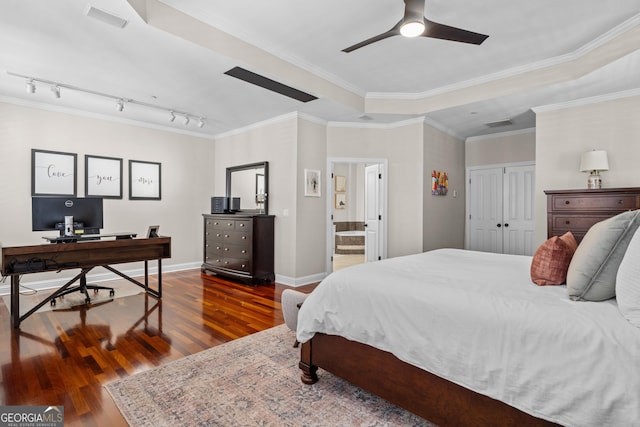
left=467, top=164, right=536, bottom=255
left=364, top=164, right=381, bottom=262
left=502, top=165, right=536, bottom=255
left=468, top=167, right=503, bottom=253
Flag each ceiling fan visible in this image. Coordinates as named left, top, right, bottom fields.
left=342, top=0, right=489, bottom=53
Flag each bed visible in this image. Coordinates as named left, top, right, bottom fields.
left=296, top=244, right=640, bottom=426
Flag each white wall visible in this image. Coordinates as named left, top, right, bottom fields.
left=212, top=114, right=299, bottom=280
left=534, top=92, right=640, bottom=245
left=465, top=129, right=536, bottom=167
left=327, top=120, right=424, bottom=257
left=423, top=124, right=466, bottom=251
left=0, top=102, right=214, bottom=290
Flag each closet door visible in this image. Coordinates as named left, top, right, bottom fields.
left=467, top=167, right=503, bottom=253
left=466, top=164, right=535, bottom=256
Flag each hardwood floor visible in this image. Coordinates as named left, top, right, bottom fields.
left=0, top=270, right=317, bottom=426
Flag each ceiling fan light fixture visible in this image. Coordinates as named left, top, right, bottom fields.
left=400, top=21, right=425, bottom=37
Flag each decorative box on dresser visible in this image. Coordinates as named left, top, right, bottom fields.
left=545, top=187, right=640, bottom=243
left=202, top=214, right=275, bottom=285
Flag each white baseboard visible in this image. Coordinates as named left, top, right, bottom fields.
left=0, top=262, right=201, bottom=296
left=276, top=272, right=327, bottom=287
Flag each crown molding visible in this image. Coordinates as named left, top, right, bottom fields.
left=532, top=87, right=640, bottom=113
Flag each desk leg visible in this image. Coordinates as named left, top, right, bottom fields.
left=144, top=260, right=149, bottom=290
left=11, top=275, right=20, bottom=329
left=158, top=259, right=162, bottom=298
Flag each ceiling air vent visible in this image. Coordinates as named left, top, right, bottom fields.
left=484, top=119, right=513, bottom=128
left=224, top=67, right=317, bottom=103
left=85, top=6, right=128, bottom=28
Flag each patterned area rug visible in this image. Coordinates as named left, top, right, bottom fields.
left=105, top=325, right=435, bottom=426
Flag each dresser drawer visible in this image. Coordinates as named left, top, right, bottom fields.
left=208, top=257, right=251, bottom=273
left=551, top=215, right=611, bottom=232
left=551, top=194, right=638, bottom=212
left=206, top=218, right=236, bottom=230
left=219, top=244, right=251, bottom=258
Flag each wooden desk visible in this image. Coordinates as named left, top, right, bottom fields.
left=1, top=237, right=171, bottom=328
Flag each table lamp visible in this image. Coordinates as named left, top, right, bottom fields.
left=580, top=150, right=609, bottom=189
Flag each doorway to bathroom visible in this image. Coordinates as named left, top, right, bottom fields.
left=326, top=158, right=388, bottom=273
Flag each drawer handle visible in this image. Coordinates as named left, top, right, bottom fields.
left=216, top=246, right=221, bottom=250
left=241, top=264, right=246, bottom=268
left=214, top=222, right=219, bottom=225
left=619, top=200, right=623, bottom=204
left=216, top=233, right=221, bottom=237
left=565, top=201, right=570, bottom=205
left=565, top=221, right=570, bottom=225
left=242, top=250, right=246, bottom=254
left=224, top=248, right=229, bottom=251
left=239, top=223, right=245, bottom=227
left=224, top=261, right=229, bottom=265
left=227, top=223, right=233, bottom=226
left=225, top=234, right=230, bottom=238
left=242, top=236, right=247, bottom=240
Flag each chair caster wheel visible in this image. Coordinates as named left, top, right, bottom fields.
left=109, top=290, right=115, bottom=297
left=50, top=299, right=56, bottom=306
left=85, top=297, right=91, bottom=304
left=94, top=289, right=99, bottom=294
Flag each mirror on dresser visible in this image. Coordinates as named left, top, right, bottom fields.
left=226, top=161, right=268, bottom=214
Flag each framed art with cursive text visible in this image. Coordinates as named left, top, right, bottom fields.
left=129, top=160, right=161, bottom=200
left=31, top=149, right=77, bottom=196
left=85, top=155, right=123, bottom=199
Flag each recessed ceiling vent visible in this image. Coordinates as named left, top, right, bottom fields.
left=224, top=67, right=317, bottom=103
left=85, top=5, right=128, bottom=28
left=484, top=119, right=513, bottom=128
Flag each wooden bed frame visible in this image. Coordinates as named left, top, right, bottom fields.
left=300, top=333, right=560, bottom=427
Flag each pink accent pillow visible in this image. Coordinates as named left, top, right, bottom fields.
left=530, top=232, right=578, bottom=286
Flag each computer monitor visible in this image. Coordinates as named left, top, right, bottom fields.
left=32, top=197, right=104, bottom=233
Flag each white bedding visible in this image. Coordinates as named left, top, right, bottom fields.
left=297, top=249, right=640, bottom=427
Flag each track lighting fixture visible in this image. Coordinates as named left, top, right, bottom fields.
left=26, top=79, right=36, bottom=94
left=51, top=85, right=61, bottom=98
left=9, top=71, right=207, bottom=130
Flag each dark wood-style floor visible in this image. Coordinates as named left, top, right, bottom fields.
left=0, top=270, right=317, bottom=426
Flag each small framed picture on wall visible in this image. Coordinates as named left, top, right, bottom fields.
left=129, top=160, right=161, bottom=200
left=31, top=149, right=77, bottom=196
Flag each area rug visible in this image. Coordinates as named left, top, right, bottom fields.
left=1, top=280, right=143, bottom=314
left=105, top=325, right=435, bottom=426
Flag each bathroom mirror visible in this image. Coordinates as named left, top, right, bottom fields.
left=226, top=161, right=268, bottom=214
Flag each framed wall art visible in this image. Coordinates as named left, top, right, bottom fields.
left=129, top=160, right=161, bottom=200
left=85, top=155, right=123, bottom=199
left=304, top=169, right=321, bottom=197
left=31, top=149, right=77, bottom=196
left=335, top=175, right=346, bottom=193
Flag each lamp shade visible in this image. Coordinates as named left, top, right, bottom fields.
left=580, top=150, right=609, bottom=172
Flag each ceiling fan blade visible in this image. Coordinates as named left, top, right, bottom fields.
left=342, top=21, right=402, bottom=53
left=422, top=18, right=489, bottom=45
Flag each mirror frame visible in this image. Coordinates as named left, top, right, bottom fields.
left=226, top=161, right=269, bottom=215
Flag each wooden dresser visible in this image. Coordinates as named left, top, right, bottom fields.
left=201, top=214, right=275, bottom=285
left=545, top=187, right=640, bottom=243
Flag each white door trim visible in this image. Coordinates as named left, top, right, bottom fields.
left=326, top=157, right=388, bottom=275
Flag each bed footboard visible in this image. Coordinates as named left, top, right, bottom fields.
left=300, top=333, right=560, bottom=427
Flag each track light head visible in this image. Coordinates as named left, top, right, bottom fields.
left=26, top=79, right=36, bottom=94
left=51, top=85, right=61, bottom=99
left=184, top=115, right=190, bottom=125
left=169, top=111, right=176, bottom=122
left=197, top=117, right=205, bottom=128
left=116, top=99, right=124, bottom=112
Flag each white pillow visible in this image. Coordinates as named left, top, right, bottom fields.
left=617, top=227, right=640, bottom=328
left=566, top=210, right=640, bottom=301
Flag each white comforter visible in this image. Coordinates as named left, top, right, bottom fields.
left=297, top=249, right=640, bottom=427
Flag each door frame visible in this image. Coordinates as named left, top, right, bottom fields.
left=326, top=157, right=388, bottom=274
left=465, top=161, right=535, bottom=251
